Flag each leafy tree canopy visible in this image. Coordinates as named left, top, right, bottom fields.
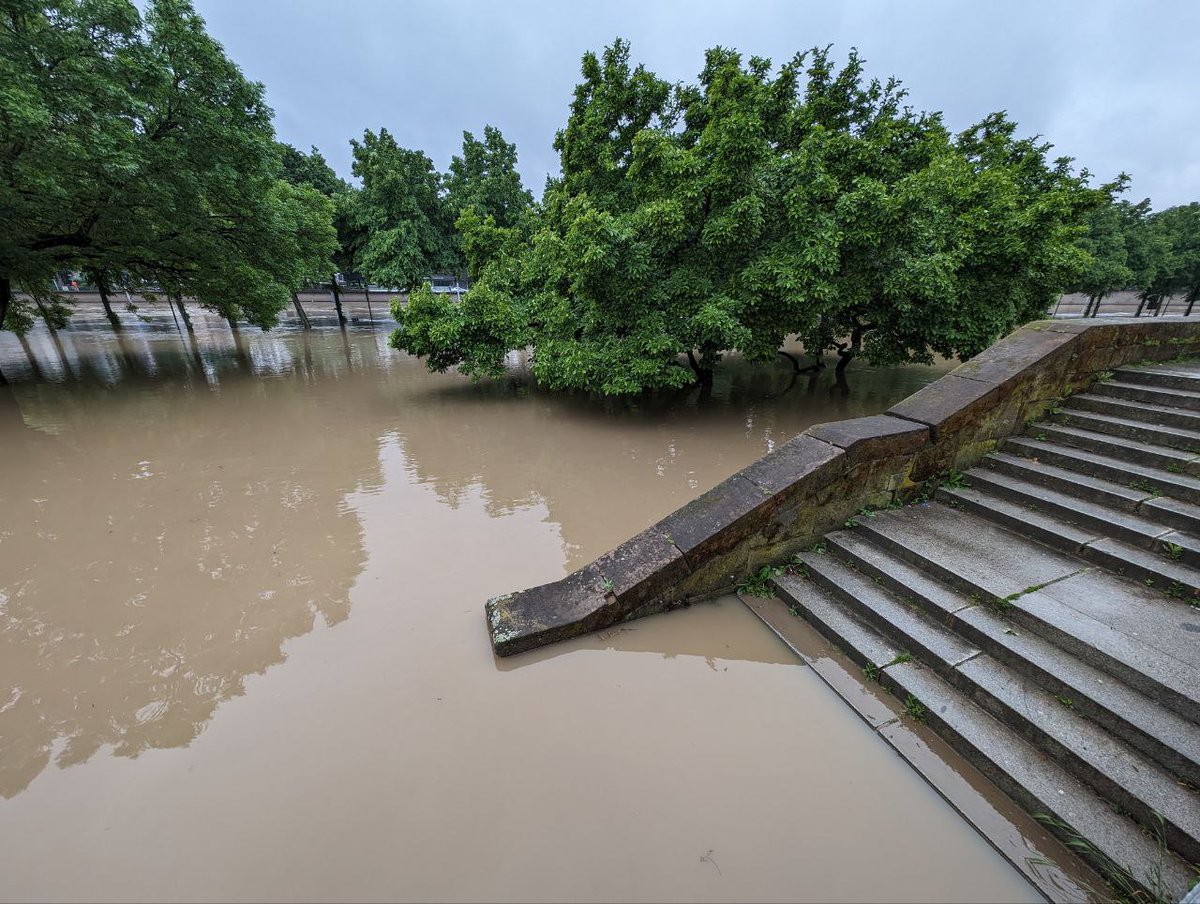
left=1147, top=203, right=1200, bottom=307
left=445, top=126, right=533, bottom=232
left=1, top=0, right=336, bottom=333
left=347, top=127, right=456, bottom=290
left=393, top=39, right=1109, bottom=394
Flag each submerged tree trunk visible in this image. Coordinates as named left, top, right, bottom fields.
left=363, top=283, right=375, bottom=325
left=98, top=273, right=120, bottom=330
left=686, top=350, right=713, bottom=386
left=331, top=275, right=346, bottom=325
left=291, top=292, right=312, bottom=330
left=835, top=323, right=869, bottom=373
left=0, top=276, right=10, bottom=385
left=0, top=276, right=10, bottom=333
left=173, top=293, right=194, bottom=332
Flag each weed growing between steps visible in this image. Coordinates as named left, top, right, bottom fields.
left=861, top=652, right=913, bottom=683
left=903, top=694, right=927, bottom=723
left=736, top=565, right=781, bottom=597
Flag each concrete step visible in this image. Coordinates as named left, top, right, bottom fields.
left=1142, top=494, right=1200, bottom=536
left=854, top=505, right=1200, bottom=724
left=827, top=528, right=1200, bottom=788
left=1053, top=408, right=1200, bottom=453
left=1005, top=436, right=1200, bottom=506
left=944, top=475, right=1200, bottom=597
left=965, top=463, right=1168, bottom=547
left=772, top=572, right=1198, bottom=900
left=1066, top=392, right=1200, bottom=433
left=1035, top=422, right=1200, bottom=477
left=801, top=549, right=1200, bottom=787
left=984, top=451, right=1153, bottom=512
left=1092, top=379, right=1200, bottom=411
left=1116, top=364, right=1200, bottom=393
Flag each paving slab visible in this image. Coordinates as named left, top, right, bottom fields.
left=1011, top=586, right=1200, bottom=723
left=1029, top=569, right=1200, bottom=670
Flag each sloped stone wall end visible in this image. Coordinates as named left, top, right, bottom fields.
left=487, top=564, right=619, bottom=657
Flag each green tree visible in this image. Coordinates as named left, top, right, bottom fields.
left=1146, top=203, right=1200, bottom=313
left=444, top=126, right=533, bottom=234
left=348, top=127, right=454, bottom=291
left=0, top=0, right=143, bottom=334
left=394, top=40, right=1105, bottom=393
left=0, top=0, right=338, bottom=355
left=278, top=142, right=360, bottom=324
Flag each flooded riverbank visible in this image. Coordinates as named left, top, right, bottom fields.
left=0, top=313, right=1041, bottom=901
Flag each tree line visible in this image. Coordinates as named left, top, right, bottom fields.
left=0, top=0, right=532, bottom=346
left=4, top=4, right=1198, bottom=393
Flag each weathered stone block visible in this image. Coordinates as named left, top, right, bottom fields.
left=805, top=414, right=929, bottom=460
left=593, top=528, right=690, bottom=608
left=951, top=324, right=1079, bottom=387
left=655, top=474, right=774, bottom=567
left=487, top=563, right=616, bottom=657
left=739, top=433, right=844, bottom=498
left=889, top=374, right=1002, bottom=442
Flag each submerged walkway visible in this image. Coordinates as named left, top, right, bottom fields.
left=768, top=362, right=1200, bottom=901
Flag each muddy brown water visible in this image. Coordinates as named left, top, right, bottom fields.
left=0, top=311, right=1041, bottom=902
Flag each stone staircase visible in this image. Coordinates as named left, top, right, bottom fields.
left=773, top=362, right=1200, bottom=900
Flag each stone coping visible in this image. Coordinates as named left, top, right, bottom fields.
left=487, top=317, right=1200, bottom=657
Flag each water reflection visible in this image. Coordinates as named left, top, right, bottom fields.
left=0, top=314, right=952, bottom=799
left=0, top=323, right=388, bottom=797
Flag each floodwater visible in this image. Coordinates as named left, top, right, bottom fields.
left=0, top=308, right=1039, bottom=902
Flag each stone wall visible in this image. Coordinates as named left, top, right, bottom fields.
left=487, top=317, right=1200, bottom=656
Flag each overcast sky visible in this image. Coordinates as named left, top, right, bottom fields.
left=190, top=0, right=1199, bottom=209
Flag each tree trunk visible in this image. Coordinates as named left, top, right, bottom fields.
left=363, top=283, right=375, bottom=325
left=1135, top=296, right=1147, bottom=318
left=173, top=293, right=194, bottom=332
left=0, top=277, right=10, bottom=386
left=331, top=275, right=346, bottom=325
left=1187, top=297, right=1196, bottom=317
left=0, top=275, right=10, bottom=332
left=291, top=292, right=312, bottom=330
left=778, top=350, right=801, bottom=373
left=686, top=350, right=713, bottom=387
left=98, top=274, right=120, bottom=330
left=835, top=324, right=865, bottom=373
left=1089, top=294, right=1102, bottom=318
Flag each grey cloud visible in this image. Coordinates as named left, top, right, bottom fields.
left=195, top=0, right=1200, bottom=207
